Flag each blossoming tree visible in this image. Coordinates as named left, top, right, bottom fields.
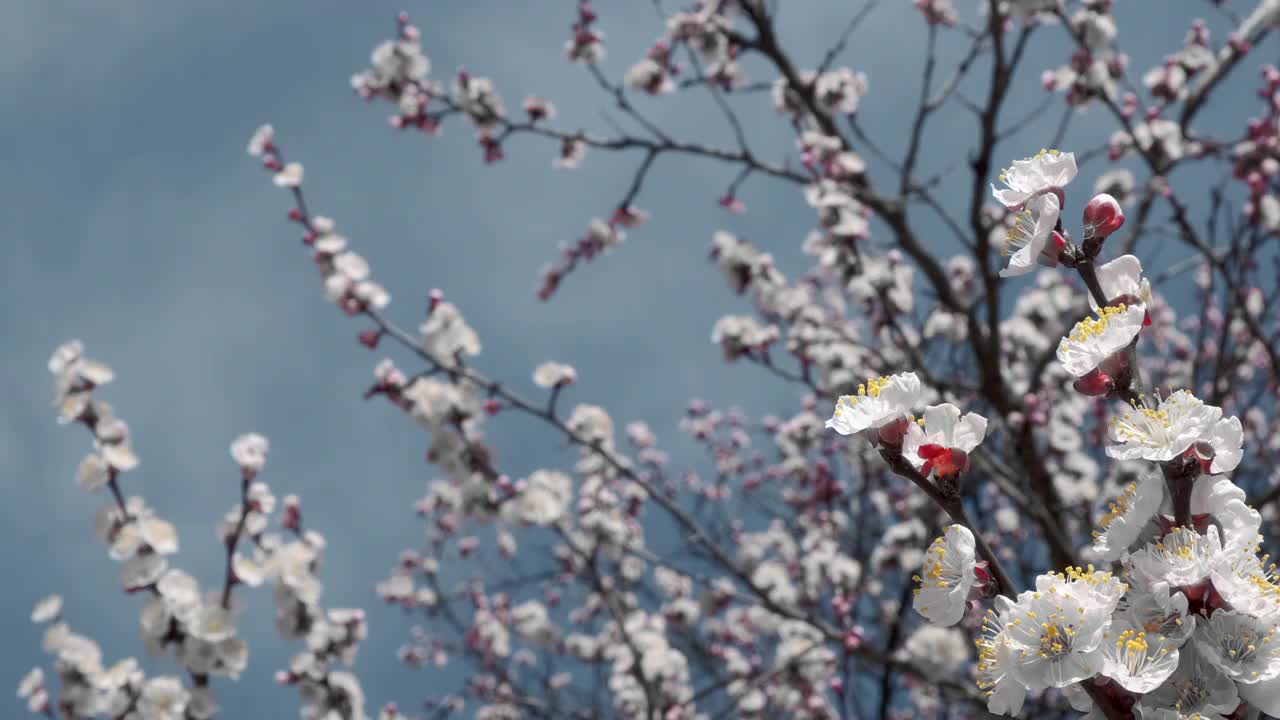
left=18, top=1, right=1280, bottom=718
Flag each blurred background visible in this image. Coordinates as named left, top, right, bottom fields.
left=0, top=1, right=1261, bottom=716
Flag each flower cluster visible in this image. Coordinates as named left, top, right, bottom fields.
left=249, top=126, right=392, bottom=317
left=27, top=2, right=1280, bottom=719
left=22, top=342, right=373, bottom=720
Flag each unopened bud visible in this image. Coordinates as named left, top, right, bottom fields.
left=357, top=330, right=382, bottom=349
left=843, top=627, right=865, bottom=650
left=1083, top=193, right=1125, bottom=248
left=876, top=417, right=911, bottom=447
left=1072, top=368, right=1114, bottom=396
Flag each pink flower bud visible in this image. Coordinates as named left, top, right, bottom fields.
left=1083, top=193, right=1125, bottom=239
left=1071, top=368, right=1114, bottom=396
left=876, top=417, right=911, bottom=447
left=718, top=195, right=745, bottom=213
left=843, top=627, right=865, bottom=650
left=358, top=330, right=382, bottom=349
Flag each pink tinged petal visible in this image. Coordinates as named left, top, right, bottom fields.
left=878, top=417, right=911, bottom=446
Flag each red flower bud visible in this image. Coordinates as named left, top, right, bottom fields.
left=358, top=330, right=382, bottom=349
left=876, top=417, right=911, bottom=447
left=1083, top=193, right=1125, bottom=241
left=1072, top=368, right=1114, bottom=396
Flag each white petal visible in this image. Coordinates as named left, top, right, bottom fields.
left=1239, top=674, right=1280, bottom=715
left=1209, top=416, right=1243, bottom=473
left=272, top=162, right=304, bottom=188
left=922, top=404, right=960, bottom=443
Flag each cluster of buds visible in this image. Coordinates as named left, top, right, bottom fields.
left=1235, top=65, right=1280, bottom=231
left=537, top=210, right=647, bottom=301
left=564, top=1, right=605, bottom=64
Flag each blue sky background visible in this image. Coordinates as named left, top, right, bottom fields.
left=0, top=2, right=1263, bottom=717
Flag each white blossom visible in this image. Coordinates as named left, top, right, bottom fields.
left=16, top=667, right=42, bottom=699
left=826, top=372, right=921, bottom=438
left=189, top=604, right=237, bottom=643
left=912, top=525, right=977, bottom=626
left=813, top=67, right=868, bottom=114
left=273, top=162, right=304, bottom=188
left=976, top=601, right=1028, bottom=716
left=902, top=403, right=987, bottom=477
left=999, top=192, right=1063, bottom=277
left=136, top=676, right=190, bottom=720
left=1000, top=568, right=1126, bottom=691
left=247, top=124, right=274, bottom=156
left=157, top=570, right=201, bottom=619
left=1138, top=640, right=1240, bottom=719
left=77, top=453, right=111, bottom=491
left=1196, top=609, right=1280, bottom=687
left=232, top=553, right=266, bottom=587
left=230, top=433, right=270, bottom=473
left=1129, top=525, right=1224, bottom=589
left=991, top=149, right=1077, bottom=209
left=904, top=625, right=970, bottom=676
left=420, top=302, right=482, bottom=366
left=30, top=594, right=62, bottom=624
left=1097, top=622, right=1179, bottom=693
left=1057, top=304, right=1144, bottom=377
left=502, top=470, right=572, bottom=526
left=533, top=362, right=576, bottom=388
left=1107, top=391, right=1221, bottom=463
left=1209, top=543, right=1280, bottom=621
left=1092, top=474, right=1163, bottom=561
